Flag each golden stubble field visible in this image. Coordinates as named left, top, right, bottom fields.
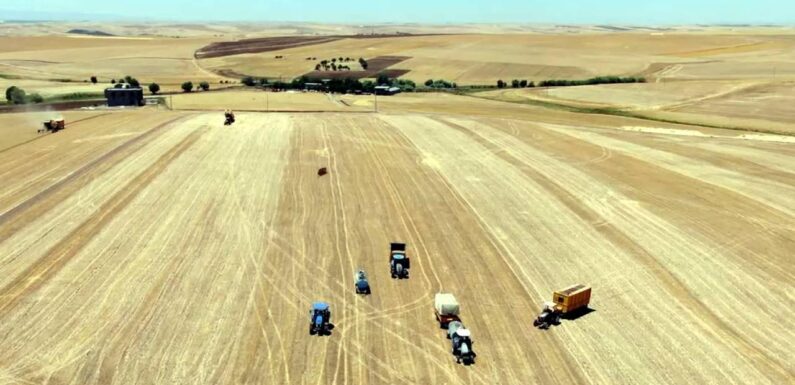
left=0, top=97, right=792, bottom=384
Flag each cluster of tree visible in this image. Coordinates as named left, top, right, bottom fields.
left=219, top=80, right=236, bottom=84
left=239, top=74, right=414, bottom=94
left=110, top=75, right=141, bottom=88
left=423, top=79, right=457, bottom=89
left=4, top=86, right=43, bottom=104
left=241, top=77, right=259, bottom=87
left=537, top=76, right=645, bottom=87
left=181, top=81, right=211, bottom=92
left=375, top=75, right=415, bottom=91
left=359, top=57, right=369, bottom=70
left=314, top=57, right=359, bottom=72
left=315, top=63, right=353, bottom=71
left=305, top=57, right=318, bottom=60
left=496, top=79, right=536, bottom=89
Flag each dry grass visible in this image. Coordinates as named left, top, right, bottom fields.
left=0, top=107, right=792, bottom=384
left=0, top=26, right=794, bottom=384
left=200, top=32, right=795, bottom=85
left=169, top=89, right=371, bottom=112
left=0, top=36, right=227, bottom=89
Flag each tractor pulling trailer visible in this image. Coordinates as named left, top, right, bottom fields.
left=534, top=284, right=592, bottom=329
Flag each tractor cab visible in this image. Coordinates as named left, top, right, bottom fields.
left=390, top=242, right=410, bottom=279
left=309, top=302, right=331, bottom=335
left=451, top=328, right=476, bottom=364
left=354, top=270, right=370, bottom=294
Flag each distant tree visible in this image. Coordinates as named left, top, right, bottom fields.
left=5, top=86, right=19, bottom=103
left=331, top=63, right=337, bottom=71
left=90, top=76, right=98, bottom=84
left=332, top=58, right=337, bottom=63
left=28, top=93, right=44, bottom=103
left=511, top=79, right=520, bottom=88
left=7, top=86, right=26, bottom=104
left=148, top=83, right=161, bottom=95
left=497, top=80, right=506, bottom=89
left=361, top=61, right=368, bottom=70
left=520, top=80, right=528, bottom=88
left=315, top=63, right=321, bottom=71
left=111, top=79, right=116, bottom=84
left=118, top=79, right=125, bottom=84
left=362, top=80, right=375, bottom=92
left=258, top=78, right=270, bottom=87
left=114, top=83, right=124, bottom=88
left=181, top=81, right=194, bottom=93
left=242, top=76, right=256, bottom=86
left=452, top=83, right=457, bottom=89
left=424, top=79, right=433, bottom=87
left=338, top=57, right=344, bottom=62
left=199, top=81, right=210, bottom=91
left=377, top=74, right=391, bottom=86
left=527, top=81, right=535, bottom=88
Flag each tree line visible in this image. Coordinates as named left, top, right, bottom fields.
left=497, top=76, right=646, bottom=89
left=240, top=74, right=415, bottom=94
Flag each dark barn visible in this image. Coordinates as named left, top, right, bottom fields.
left=105, top=87, right=144, bottom=107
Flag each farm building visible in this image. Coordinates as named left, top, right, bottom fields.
left=374, top=86, right=401, bottom=96
left=105, top=87, right=144, bottom=107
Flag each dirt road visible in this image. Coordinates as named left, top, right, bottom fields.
left=0, top=111, right=792, bottom=384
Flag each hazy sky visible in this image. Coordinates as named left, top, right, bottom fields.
left=2, top=0, right=793, bottom=24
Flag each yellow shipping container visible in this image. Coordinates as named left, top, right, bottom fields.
left=552, top=284, right=591, bottom=314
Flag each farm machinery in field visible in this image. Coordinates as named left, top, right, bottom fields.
left=309, top=302, right=332, bottom=336
left=223, top=110, right=235, bottom=125
left=389, top=242, right=409, bottom=279
left=40, top=118, right=65, bottom=133
left=534, top=284, right=591, bottom=329
left=447, top=320, right=476, bottom=364
left=354, top=269, right=370, bottom=295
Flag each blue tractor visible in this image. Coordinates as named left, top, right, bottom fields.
left=309, top=302, right=331, bottom=336
left=354, top=269, right=371, bottom=295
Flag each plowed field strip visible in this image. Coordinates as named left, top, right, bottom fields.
left=0, top=127, right=204, bottom=315
left=0, top=116, right=186, bottom=240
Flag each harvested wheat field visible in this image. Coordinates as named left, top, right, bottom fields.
left=0, top=106, right=792, bottom=385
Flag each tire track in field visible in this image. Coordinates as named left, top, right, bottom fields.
left=0, top=115, right=186, bottom=240
left=541, top=123, right=795, bottom=218
left=381, top=114, right=587, bottom=385
left=0, top=126, right=205, bottom=315
left=445, top=118, right=792, bottom=383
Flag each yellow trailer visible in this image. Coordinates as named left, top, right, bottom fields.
left=534, top=284, right=592, bottom=329
left=552, top=284, right=591, bottom=314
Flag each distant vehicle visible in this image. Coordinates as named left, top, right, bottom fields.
left=309, top=302, right=331, bottom=336
left=354, top=269, right=370, bottom=294
left=389, top=242, right=409, bottom=279
left=41, top=118, right=65, bottom=133
left=434, top=293, right=460, bottom=328
left=224, top=110, right=235, bottom=125
left=534, top=284, right=591, bottom=329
